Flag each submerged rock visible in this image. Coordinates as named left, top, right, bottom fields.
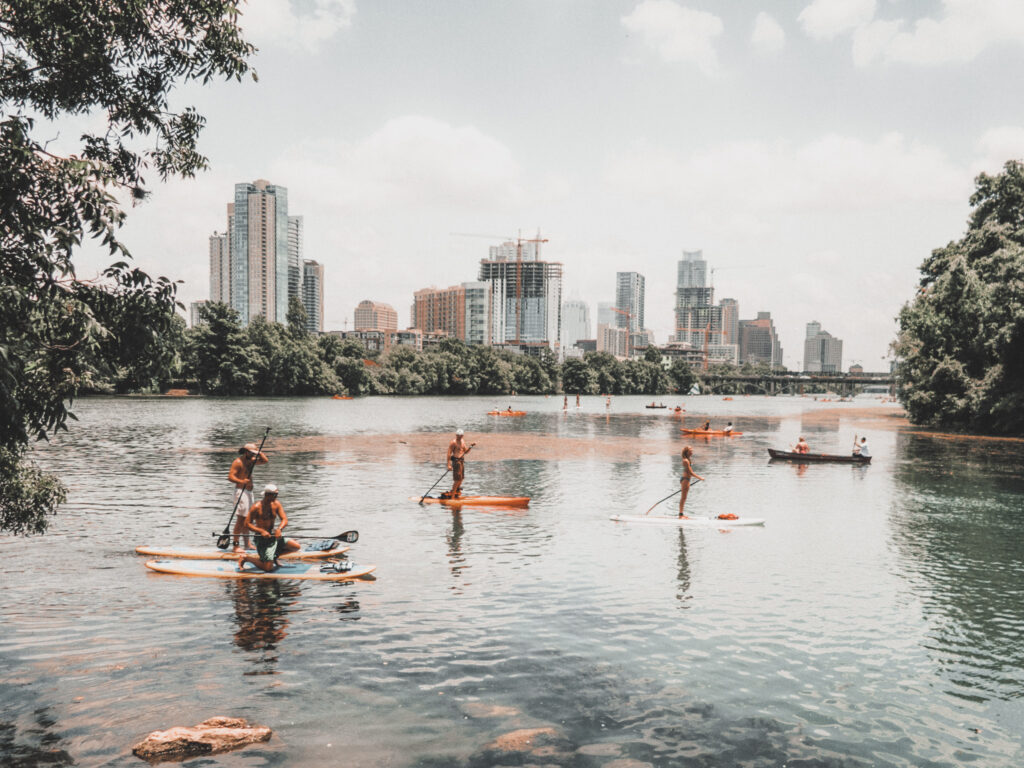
left=131, top=716, right=271, bottom=762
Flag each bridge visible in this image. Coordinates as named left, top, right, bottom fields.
left=696, top=373, right=896, bottom=396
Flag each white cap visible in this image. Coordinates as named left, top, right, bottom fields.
left=455, top=429, right=464, bottom=436
left=263, top=484, right=279, bottom=496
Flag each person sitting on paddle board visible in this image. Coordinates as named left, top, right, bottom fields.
left=794, top=436, right=810, bottom=454
left=229, top=442, right=269, bottom=553
left=853, top=436, right=870, bottom=458
left=679, top=445, right=704, bottom=518
left=237, top=484, right=300, bottom=572
left=443, top=429, right=476, bottom=499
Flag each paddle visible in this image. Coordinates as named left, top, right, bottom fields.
left=419, top=469, right=450, bottom=504
left=215, top=427, right=270, bottom=550
left=214, top=530, right=359, bottom=544
left=644, top=478, right=702, bottom=515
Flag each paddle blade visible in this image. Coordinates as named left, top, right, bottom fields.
left=338, top=530, right=358, bottom=543
left=215, top=534, right=231, bottom=550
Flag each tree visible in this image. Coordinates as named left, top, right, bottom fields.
left=668, top=359, right=697, bottom=394
left=1, top=1, right=254, bottom=532
left=894, top=160, right=1024, bottom=434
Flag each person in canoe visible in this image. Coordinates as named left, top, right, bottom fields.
left=443, top=429, right=476, bottom=499
left=679, top=446, right=705, bottom=518
left=700, top=420, right=711, bottom=431
left=237, top=484, right=300, bottom=572
left=794, top=436, right=810, bottom=454
left=853, top=436, right=870, bottom=458
left=723, top=421, right=734, bottom=434
left=229, top=441, right=269, bottom=553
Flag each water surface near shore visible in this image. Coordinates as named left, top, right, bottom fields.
left=3, top=394, right=1024, bottom=766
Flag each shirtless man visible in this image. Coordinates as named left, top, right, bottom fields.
left=444, top=429, right=476, bottom=499
left=678, top=445, right=705, bottom=518
left=237, top=485, right=300, bottom=572
left=794, top=436, right=810, bottom=454
left=228, top=442, right=269, bottom=552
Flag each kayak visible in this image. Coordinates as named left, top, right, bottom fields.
left=768, top=449, right=871, bottom=464
left=134, top=544, right=349, bottom=561
left=331, top=395, right=353, bottom=400
left=610, top=515, right=765, bottom=527
left=487, top=410, right=526, bottom=416
left=680, top=429, right=743, bottom=436
left=145, top=559, right=376, bottom=581
left=413, top=495, right=530, bottom=507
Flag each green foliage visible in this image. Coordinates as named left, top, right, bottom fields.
left=561, top=358, right=597, bottom=394
left=894, top=160, right=1024, bottom=434
left=1, top=1, right=254, bottom=532
left=667, top=359, right=697, bottom=393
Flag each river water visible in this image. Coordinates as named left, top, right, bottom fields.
left=2, top=395, right=1023, bottom=766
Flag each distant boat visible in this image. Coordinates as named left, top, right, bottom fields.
left=768, top=449, right=870, bottom=464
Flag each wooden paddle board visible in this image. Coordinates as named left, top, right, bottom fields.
left=145, top=559, right=376, bottom=581
left=135, top=544, right=349, bottom=561
left=610, top=515, right=765, bottom=527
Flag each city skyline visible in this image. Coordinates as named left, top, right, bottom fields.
left=54, top=2, right=1024, bottom=370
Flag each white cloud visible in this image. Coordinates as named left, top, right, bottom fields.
left=798, top=0, right=876, bottom=41
left=621, top=1, right=723, bottom=74
left=239, top=0, right=356, bottom=53
left=973, top=126, right=1024, bottom=174
left=751, top=12, right=785, bottom=55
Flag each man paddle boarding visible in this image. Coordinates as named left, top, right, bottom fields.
left=443, top=429, right=476, bottom=499
left=228, top=441, right=269, bottom=552
left=237, top=484, right=300, bottom=572
left=678, top=445, right=705, bottom=518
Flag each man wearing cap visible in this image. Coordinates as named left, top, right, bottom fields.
left=228, top=442, right=269, bottom=553
left=237, top=484, right=301, bottom=572
left=443, top=429, right=476, bottom=499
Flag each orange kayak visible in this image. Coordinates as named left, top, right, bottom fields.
left=680, top=429, right=743, bottom=436
left=332, top=395, right=353, bottom=400
left=487, top=410, right=526, bottom=416
left=412, top=495, right=530, bottom=507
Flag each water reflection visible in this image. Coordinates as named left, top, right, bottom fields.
left=447, top=509, right=466, bottom=590
left=675, top=529, right=691, bottom=605
left=229, top=579, right=300, bottom=673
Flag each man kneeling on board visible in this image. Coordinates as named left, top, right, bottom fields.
left=237, top=484, right=301, bottom=572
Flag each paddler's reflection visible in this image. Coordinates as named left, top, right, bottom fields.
left=229, top=579, right=299, bottom=669
left=447, top=510, right=466, bottom=585
left=676, top=530, right=691, bottom=605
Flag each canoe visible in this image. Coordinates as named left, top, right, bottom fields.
left=332, top=395, right=353, bottom=400
left=645, top=404, right=667, bottom=409
left=768, top=449, right=871, bottom=464
left=487, top=410, right=526, bottom=416
left=680, top=429, right=743, bottom=436
left=412, top=495, right=530, bottom=507
left=610, top=515, right=764, bottom=527
left=145, top=559, right=376, bottom=581
left=135, top=544, right=349, bottom=561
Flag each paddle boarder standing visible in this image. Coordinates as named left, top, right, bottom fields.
left=229, top=442, right=268, bottom=553
left=237, top=485, right=300, bottom=572
left=678, top=445, right=704, bottom=518
left=444, top=429, right=476, bottom=499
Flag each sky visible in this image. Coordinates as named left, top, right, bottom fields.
left=63, top=0, right=1024, bottom=371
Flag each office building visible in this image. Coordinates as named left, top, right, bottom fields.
left=596, top=302, right=615, bottom=327
left=597, top=323, right=629, bottom=358
left=719, top=298, right=739, bottom=346
left=614, top=272, right=645, bottom=332
left=478, top=239, right=562, bottom=349
left=674, top=250, right=723, bottom=346
left=738, top=312, right=784, bottom=368
left=560, top=300, right=591, bottom=351
left=208, top=232, right=230, bottom=304
left=189, top=300, right=208, bottom=328
left=354, top=300, right=398, bottom=332
left=302, top=260, right=323, bottom=333
left=411, top=282, right=491, bottom=345
left=804, top=322, right=843, bottom=373
left=228, top=179, right=290, bottom=325
left=288, top=216, right=304, bottom=304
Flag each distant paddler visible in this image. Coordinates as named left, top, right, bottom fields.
left=237, top=484, right=301, bottom=572
left=678, top=445, right=705, bottom=518
left=853, top=436, right=870, bottom=458
left=442, top=429, right=476, bottom=500
left=229, top=441, right=269, bottom=553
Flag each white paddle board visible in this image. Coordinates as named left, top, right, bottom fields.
left=135, top=544, right=349, bottom=560
left=145, top=559, right=376, bottom=581
left=610, top=515, right=765, bottom=527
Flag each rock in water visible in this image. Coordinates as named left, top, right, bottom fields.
left=132, top=717, right=271, bottom=762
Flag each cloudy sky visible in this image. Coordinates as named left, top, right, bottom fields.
left=67, top=0, right=1024, bottom=370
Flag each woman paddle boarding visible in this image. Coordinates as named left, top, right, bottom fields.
left=679, top=445, right=705, bottom=518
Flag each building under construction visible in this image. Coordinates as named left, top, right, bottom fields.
left=478, top=239, right=563, bottom=351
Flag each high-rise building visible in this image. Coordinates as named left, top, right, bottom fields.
left=803, top=322, right=843, bottom=373
left=674, top=250, right=722, bottom=345
left=596, top=302, right=616, bottom=327
left=228, top=179, right=290, bottom=325
left=614, top=272, right=645, bottom=333
left=302, top=260, right=323, bottom=333
left=597, top=323, right=629, bottom=357
left=411, top=282, right=491, bottom=345
left=478, top=239, right=562, bottom=349
left=719, top=298, right=739, bottom=346
left=354, top=300, right=398, bottom=332
left=190, top=300, right=208, bottom=328
left=209, top=232, right=230, bottom=304
left=738, top=312, right=784, bottom=368
left=560, top=300, right=591, bottom=351
left=288, top=216, right=304, bottom=304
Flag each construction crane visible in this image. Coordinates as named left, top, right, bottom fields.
left=675, top=321, right=713, bottom=371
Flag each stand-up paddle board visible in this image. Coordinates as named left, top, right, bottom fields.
left=413, top=495, right=530, bottom=507
left=610, top=515, right=764, bottom=527
left=145, top=559, right=376, bottom=581
left=135, top=544, right=349, bottom=561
